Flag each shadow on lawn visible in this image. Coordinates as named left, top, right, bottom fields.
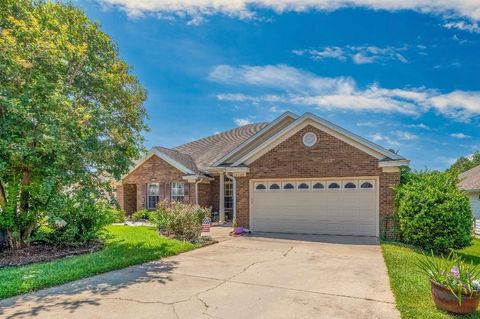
left=0, top=238, right=181, bottom=319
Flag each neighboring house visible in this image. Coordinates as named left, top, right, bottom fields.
left=116, top=112, right=409, bottom=237
left=459, top=165, right=480, bottom=218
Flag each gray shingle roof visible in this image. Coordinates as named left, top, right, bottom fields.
left=152, top=146, right=200, bottom=173
left=459, top=165, right=480, bottom=191
left=173, top=123, right=269, bottom=170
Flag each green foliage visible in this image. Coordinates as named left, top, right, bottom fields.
left=417, top=252, right=480, bottom=303
left=111, top=208, right=125, bottom=223
left=0, top=0, right=146, bottom=248
left=149, top=201, right=210, bottom=241
left=395, top=170, right=473, bottom=252
left=449, top=151, right=480, bottom=174
left=131, top=209, right=152, bottom=221
left=46, top=188, right=116, bottom=246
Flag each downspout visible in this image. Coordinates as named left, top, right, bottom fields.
left=225, top=172, right=236, bottom=223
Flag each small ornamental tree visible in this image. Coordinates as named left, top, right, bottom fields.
left=395, top=170, right=472, bottom=253
left=0, top=0, right=147, bottom=248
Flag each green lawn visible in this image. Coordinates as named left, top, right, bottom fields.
left=382, top=239, right=480, bottom=319
left=0, top=225, right=199, bottom=300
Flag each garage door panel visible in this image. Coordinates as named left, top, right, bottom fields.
left=251, top=178, right=378, bottom=236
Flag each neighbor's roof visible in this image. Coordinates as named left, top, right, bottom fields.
left=173, top=123, right=269, bottom=169
left=459, top=165, right=480, bottom=191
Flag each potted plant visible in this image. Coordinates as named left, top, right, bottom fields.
left=232, top=221, right=243, bottom=235
left=417, top=252, right=480, bottom=314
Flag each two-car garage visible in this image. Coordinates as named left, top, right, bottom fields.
left=250, top=178, right=378, bottom=236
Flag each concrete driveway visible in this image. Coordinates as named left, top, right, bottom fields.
left=0, top=230, right=399, bottom=319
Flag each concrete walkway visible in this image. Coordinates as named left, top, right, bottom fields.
left=0, top=228, right=400, bottom=319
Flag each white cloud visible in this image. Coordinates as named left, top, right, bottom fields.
left=209, top=64, right=480, bottom=121
left=444, top=20, right=480, bottom=33
left=369, top=133, right=400, bottom=148
left=234, top=118, right=253, bottom=126
left=394, top=131, right=418, bottom=140
left=450, top=132, right=471, bottom=138
left=209, top=64, right=356, bottom=95
left=97, top=1, right=480, bottom=23
left=293, top=45, right=409, bottom=64
left=407, top=123, right=430, bottom=129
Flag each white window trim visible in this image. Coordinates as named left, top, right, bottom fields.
left=312, top=181, right=325, bottom=190
left=359, top=180, right=375, bottom=190
left=327, top=181, right=341, bottom=190
left=171, top=181, right=185, bottom=201
left=282, top=182, right=296, bottom=191
left=297, top=181, right=311, bottom=191
left=147, top=183, right=160, bottom=209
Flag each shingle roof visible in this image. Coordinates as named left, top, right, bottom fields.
left=173, top=123, right=269, bottom=170
left=459, top=165, right=480, bottom=191
left=153, top=146, right=199, bottom=173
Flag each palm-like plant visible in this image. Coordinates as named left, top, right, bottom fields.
left=417, top=252, right=480, bottom=304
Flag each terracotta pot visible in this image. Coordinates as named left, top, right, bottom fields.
left=431, top=280, right=480, bottom=314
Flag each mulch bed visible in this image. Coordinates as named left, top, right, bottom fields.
left=0, top=240, right=104, bottom=268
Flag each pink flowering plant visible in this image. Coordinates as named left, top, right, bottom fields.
left=417, top=252, right=480, bottom=304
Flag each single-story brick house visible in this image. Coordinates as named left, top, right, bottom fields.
left=459, top=165, right=480, bottom=218
left=116, top=112, right=409, bottom=237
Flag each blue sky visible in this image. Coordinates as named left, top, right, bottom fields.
left=77, top=0, right=480, bottom=170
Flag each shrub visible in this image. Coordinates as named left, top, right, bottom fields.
left=150, top=201, right=210, bottom=241
left=112, top=209, right=126, bottom=223
left=131, top=209, right=152, bottom=221
left=46, top=190, right=117, bottom=246
left=395, top=170, right=473, bottom=253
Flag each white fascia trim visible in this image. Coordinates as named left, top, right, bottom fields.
left=463, top=189, right=480, bottom=193
left=233, top=112, right=406, bottom=166
left=122, top=149, right=195, bottom=180
left=378, top=160, right=410, bottom=167
left=211, top=111, right=299, bottom=166
left=204, top=166, right=250, bottom=174
left=182, top=175, right=214, bottom=183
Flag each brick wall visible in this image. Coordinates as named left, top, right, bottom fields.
left=235, top=125, right=400, bottom=233
left=119, top=155, right=208, bottom=212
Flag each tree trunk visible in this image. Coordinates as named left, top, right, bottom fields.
left=0, top=181, right=5, bottom=206
left=19, top=170, right=31, bottom=213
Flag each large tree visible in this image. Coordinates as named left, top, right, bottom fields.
left=0, top=0, right=147, bottom=248
left=449, top=151, right=480, bottom=174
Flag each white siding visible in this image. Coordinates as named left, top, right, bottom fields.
left=469, top=192, right=480, bottom=218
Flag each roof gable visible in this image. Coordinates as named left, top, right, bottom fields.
left=232, top=112, right=408, bottom=167
left=213, top=112, right=299, bottom=166
left=459, top=165, right=480, bottom=191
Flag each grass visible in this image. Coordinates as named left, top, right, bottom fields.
left=382, top=239, right=480, bottom=319
left=0, top=225, right=199, bottom=300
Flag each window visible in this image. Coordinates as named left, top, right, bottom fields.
left=269, top=183, right=280, bottom=190
left=283, top=183, right=295, bottom=190
left=298, top=182, right=309, bottom=190
left=328, top=182, right=340, bottom=189
left=313, top=182, right=324, bottom=190
left=147, top=183, right=159, bottom=209
left=171, top=182, right=185, bottom=201
left=225, top=180, right=233, bottom=212
left=344, top=182, right=357, bottom=189
left=360, top=181, right=374, bottom=189
left=255, top=183, right=266, bottom=190
left=303, top=132, right=317, bottom=147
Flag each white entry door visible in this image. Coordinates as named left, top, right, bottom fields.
left=250, top=179, right=378, bottom=236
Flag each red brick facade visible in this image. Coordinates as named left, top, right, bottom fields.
left=117, top=155, right=212, bottom=214
left=117, top=125, right=400, bottom=235
left=235, top=125, right=400, bottom=232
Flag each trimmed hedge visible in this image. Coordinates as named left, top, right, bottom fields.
left=395, top=170, right=472, bottom=253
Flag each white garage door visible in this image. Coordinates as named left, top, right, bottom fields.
left=251, top=179, right=378, bottom=236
